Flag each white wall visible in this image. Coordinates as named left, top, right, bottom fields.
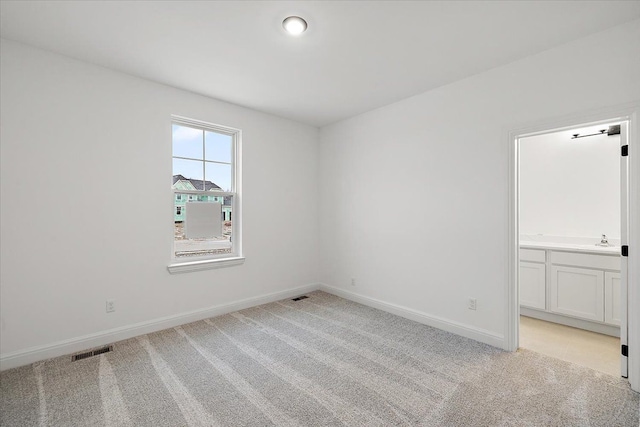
left=0, top=40, right=319, bottom=361
left=520, top=128, right=620, bottom=239
left=319, top=20, right=640, bottom=341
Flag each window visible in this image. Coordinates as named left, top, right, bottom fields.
left=169, top=116, right=242, bottom=273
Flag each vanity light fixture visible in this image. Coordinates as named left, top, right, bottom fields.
left=283, top=16, right=307, bottom=36
left=571, top=129, right=607, bottom=139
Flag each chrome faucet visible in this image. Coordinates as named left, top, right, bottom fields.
left=596, top=234, right=609, bottom=247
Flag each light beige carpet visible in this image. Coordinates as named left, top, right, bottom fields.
left=1, top=291, right=638, bottom=426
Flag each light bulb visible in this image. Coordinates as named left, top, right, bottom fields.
left=283, top=16, right=307, bottom=36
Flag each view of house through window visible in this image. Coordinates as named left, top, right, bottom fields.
left=172, top=119, right=238, bottom=259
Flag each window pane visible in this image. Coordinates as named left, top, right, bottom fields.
left=173, top=124, right=203, bottom=159
left=174, top=194, right=233, bottom=258
left=173, top=158, right=203, bottom=190
left=205, top=162, right=232, bottom=192
left=205, top=131, right=232, bottom=163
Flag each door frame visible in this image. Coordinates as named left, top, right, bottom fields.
left=506, top=102, right=640, bottom=392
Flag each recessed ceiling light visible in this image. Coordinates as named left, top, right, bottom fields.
left=283, top=16, right=307, bottom=36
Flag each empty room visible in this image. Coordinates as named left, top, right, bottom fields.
left=1, top=1, right=639, bottom=426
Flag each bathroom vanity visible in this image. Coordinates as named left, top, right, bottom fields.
left=519, top=236, right=621, bottom=337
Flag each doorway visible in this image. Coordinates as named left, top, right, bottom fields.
left=516, top=121, right=625, bottom=376
left=506, top=105, right=640, bottom=392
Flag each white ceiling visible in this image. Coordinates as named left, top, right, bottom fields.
left=2, top=1, right=639, bottom=127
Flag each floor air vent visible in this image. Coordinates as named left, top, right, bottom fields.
left=292, top=295, right=309, bottom=301
left=71, top=345, right=113, bottom=361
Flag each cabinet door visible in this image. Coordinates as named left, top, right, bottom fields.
left=550, top=266, right=604, bottom=322
left=519, top=262, right=546, bottom=310
left=604, top=272, right=621, bottom=326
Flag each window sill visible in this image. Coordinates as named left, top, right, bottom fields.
left=167, top=256, right=245, bottom=274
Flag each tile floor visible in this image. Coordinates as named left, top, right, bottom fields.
left=519, top=315, right=620, bottom=377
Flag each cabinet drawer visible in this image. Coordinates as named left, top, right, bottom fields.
left=550, top=251, right=620, bottom=270
left=520, top=248, right=545, bottom=263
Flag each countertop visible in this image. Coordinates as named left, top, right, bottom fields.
left=520, top=240, right=620, bottom=255
left=519, top=234, right=621, bottom=255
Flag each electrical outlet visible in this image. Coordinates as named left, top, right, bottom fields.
left=468, top=298, right=477, bottom=311
left=351, top=278, right=356, bottom=286
left=106, top=300, right=116, bottom=313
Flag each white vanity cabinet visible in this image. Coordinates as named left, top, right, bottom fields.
left=519, top=249, right=546, bottom=310
left=519, top=246, right=621, bottom=333
left=604, top=272, right=622, bottom=326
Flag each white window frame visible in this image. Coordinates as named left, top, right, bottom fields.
left=168, top=116, right=243, bottom=274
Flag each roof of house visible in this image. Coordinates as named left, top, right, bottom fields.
left=172, top=174, right=221, bottom=191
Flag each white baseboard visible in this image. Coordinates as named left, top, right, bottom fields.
left=319, top=284, right=505, bottom=348
left=1, top=283, right=505, bottom=370
left=0, top=283, right=320, bottom=371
